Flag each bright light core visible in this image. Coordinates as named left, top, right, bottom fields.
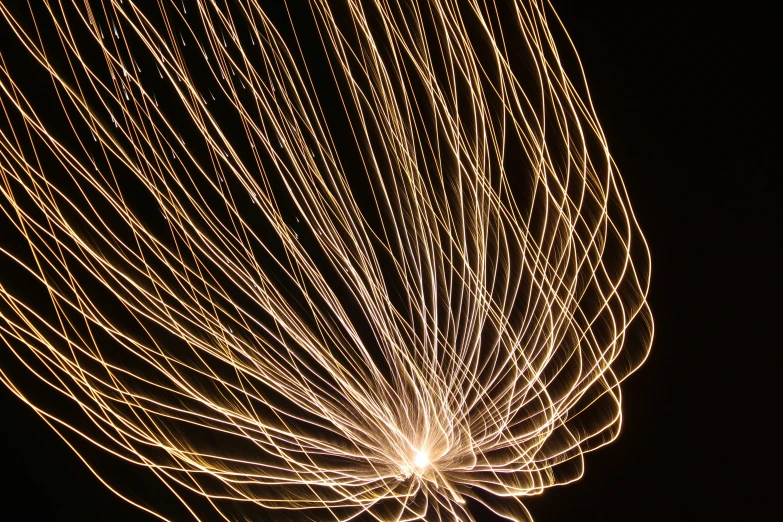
left=414, top=450, right=429, bottom=469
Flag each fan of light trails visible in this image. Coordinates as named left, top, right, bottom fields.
left=0, top=1, right=652, bottom=521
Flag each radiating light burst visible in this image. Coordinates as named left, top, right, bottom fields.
left=0, top=1, right=652, bottom=521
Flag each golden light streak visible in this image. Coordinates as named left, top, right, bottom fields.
left=0, top=1, right=652, bottom=521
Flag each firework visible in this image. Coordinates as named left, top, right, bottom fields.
left=0, top=1, right=652, bottom=520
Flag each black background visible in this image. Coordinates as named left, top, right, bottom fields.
left=1, top=1, right=778, bottom=521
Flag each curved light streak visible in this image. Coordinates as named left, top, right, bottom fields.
left=0, top=1, right=652, bottom=521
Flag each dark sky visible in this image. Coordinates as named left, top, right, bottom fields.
left=0, top=1, right=778, bottom=521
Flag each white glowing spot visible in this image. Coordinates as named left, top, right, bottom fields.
left=414, top=451, right=429, bottom=469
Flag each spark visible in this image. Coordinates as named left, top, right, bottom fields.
left=415, top=451, right=430, bottom=470
left=0, top=1, right=652, bottom=521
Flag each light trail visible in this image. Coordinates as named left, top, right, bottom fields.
left=0, top=1, right=652, bottom=521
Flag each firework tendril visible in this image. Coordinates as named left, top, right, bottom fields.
left=0, top=1, right=652, bottom=521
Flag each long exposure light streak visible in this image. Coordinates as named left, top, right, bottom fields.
left=0, top=1, right=652, bottom=521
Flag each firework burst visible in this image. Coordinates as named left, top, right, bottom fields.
left=0, top=1, right=652, bottom=520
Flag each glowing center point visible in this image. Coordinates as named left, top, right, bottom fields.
left=414, top=450, right=429, bottom=469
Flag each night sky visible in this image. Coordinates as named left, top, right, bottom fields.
left=0, top=1, right=778, bottom=521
